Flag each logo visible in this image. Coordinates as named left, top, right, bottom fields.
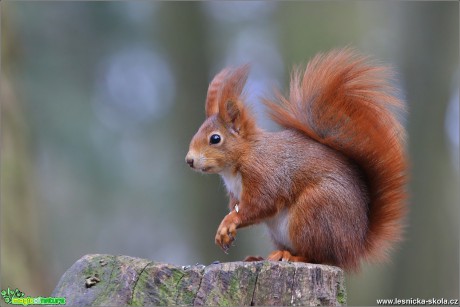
left=1, top=288, right=66, bottom=306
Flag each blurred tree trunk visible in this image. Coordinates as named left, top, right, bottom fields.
left=153, top=2, right=228, bottom=263
left=1, top=5, right=51, bottom=295
left=394, top=2, right=459, bottom=298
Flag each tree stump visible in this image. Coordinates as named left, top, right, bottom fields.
left=52, top=254, right=347, bottom=306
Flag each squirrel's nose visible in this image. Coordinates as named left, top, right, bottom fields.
left=186, top=158, right=194, bottom=168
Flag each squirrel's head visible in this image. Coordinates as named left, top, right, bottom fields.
left=185, top=65, right=257, bottom=174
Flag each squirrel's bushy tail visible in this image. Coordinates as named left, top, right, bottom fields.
left=265, top=48, right=407, bottom=263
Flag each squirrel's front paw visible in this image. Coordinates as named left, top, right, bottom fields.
left=215, top=212, right=240, bottom=253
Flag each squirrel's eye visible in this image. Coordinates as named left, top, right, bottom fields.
left=210, top=134, right=221, bottom=145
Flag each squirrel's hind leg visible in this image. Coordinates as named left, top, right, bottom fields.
left=267, top=250, right=307, bottom=262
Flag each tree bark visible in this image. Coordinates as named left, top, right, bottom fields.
left=52, top=254, right=346, bottom=306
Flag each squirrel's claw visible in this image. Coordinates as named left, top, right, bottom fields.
left=215, top=214, right=239, bottom=253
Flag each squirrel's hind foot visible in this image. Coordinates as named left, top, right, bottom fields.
left=243, top=255, right=264, bottom=262
left=243, top=251, right=307, bottom=262
left=267, top=250, right=307, bottom=262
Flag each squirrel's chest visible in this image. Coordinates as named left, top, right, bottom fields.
left=220, top=170, right=243, bottom=200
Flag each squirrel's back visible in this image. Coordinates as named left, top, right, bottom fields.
left=242, top=129, right=370, bottom=269
left=265, top=48, right=407, bottom=264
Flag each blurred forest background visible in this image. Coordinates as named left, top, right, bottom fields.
left=1, top=1, right=458, bottom=305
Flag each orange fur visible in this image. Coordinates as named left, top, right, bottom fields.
left=205, top=68, right=230, bottom=118
left=186, top=48, right=407, bottom=271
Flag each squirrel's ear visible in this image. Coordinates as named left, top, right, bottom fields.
left=206, top=68, right=230, bottom=118
left=218, top=65, right=249, bottom=130
left=220, top=99, right=244, bottom=134
left=223, top=100, right=241, bottom=123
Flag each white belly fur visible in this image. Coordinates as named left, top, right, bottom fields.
left=265, top=208, right=295, bottom=252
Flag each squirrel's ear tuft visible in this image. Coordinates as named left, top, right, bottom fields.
left=206, top=68, right=231, bottom=118
left=218, top=65, right=249, bottom=114
left=220, top=65, right=250, bottom=103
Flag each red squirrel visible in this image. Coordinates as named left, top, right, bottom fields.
left=185, top=48, right=407, bottom=271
